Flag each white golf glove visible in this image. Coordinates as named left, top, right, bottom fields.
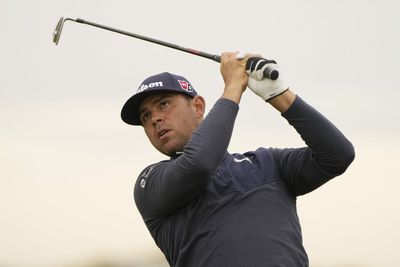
left=236, top=53, right=289, bottom=101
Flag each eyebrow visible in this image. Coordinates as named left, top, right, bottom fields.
left=139, top=94, right=172, bottom=116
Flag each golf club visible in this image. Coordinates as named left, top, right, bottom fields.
left=53, top=17, right=279, bottom=80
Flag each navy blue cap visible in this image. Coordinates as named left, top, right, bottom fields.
left=121, top=72, right=198, bottom=125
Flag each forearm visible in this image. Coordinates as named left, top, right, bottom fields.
left=179, top=98, right=238, bottom=175
left=221, top=84, right=245, bottom=104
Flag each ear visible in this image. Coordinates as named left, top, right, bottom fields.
left=191, top=95, right=206, bottom=119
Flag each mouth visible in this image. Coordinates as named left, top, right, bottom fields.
left=158, top=129, right=170, bottom=139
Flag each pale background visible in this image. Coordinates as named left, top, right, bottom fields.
left=1, top=0, right=399, bottom=266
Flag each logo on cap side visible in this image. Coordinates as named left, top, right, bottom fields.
left=178, top=80, right=193, bottom=92
left=137, top=81, right=164, bottom=93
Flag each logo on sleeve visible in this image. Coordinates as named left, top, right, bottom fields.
left=140, top=179, right=146, bottom=188
left=139, top=166, right=154, bottom=189
left=142, top=166, right=154, bottom=177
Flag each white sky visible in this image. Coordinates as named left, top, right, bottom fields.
left=1, top=0, right=400, bottom=266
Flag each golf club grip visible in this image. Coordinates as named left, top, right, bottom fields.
left=263, top=67, right=279, bottom=80
left=214, top=55, right=279, bottom=80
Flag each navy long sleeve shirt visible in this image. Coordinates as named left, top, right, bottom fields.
left=134, top=96, right=355, bottom=267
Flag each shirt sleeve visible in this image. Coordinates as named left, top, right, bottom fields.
left=134, top=98, right=239, bottom=220
left=271, top=96, right=355, bottom=196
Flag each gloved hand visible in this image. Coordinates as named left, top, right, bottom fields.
left=247, top=57, right=289, bottom=101
left=236, top=53, right=289, bottom=101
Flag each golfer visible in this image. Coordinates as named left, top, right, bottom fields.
left=121, top=52, right=355, bottom=266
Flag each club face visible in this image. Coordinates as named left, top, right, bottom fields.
left=53, top=17, right=65, bottom=45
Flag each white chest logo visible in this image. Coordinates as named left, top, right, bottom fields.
left=233, top=157, right=252, bottom=164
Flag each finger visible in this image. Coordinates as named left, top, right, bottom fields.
left=236, top=51, right=251, bottom=60
left=221, top=52, right=239, bottom=63
left=235, top=51, right=263, bottom=61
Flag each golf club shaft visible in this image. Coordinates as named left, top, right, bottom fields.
left=71, top=18, right=278, bottom=80
left=76, top=18, right=221, bottom=62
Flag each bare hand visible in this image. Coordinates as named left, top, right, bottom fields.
left=219, top=52, right=250, bottom=103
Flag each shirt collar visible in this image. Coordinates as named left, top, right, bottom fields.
left=170, top=151, right=183, bottom=159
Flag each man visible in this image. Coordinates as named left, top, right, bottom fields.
left=121, top=52, right=355, bottom=266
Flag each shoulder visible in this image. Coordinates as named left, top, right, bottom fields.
left=135, top=160, right=170, bottom=189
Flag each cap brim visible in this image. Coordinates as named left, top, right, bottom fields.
left=121, top=89, right=187, bottom=125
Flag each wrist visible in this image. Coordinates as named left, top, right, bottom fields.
left=222, top=85, right=244, bottom=104
left=268, top=89, right=295, bottom=112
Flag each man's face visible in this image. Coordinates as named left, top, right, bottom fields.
left=139, top=93, right=205, bottom=156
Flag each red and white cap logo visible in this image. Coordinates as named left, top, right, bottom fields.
left=178, top=80, right=193, bottom=92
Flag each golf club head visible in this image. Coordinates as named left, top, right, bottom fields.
left=53, top=17, right=65, bottom=45
left=53, top=17, right=77, bottom=45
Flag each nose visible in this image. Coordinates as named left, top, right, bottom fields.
left=151, top=110, right=163, bottom=126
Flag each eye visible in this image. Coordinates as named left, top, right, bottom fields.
left=141, top=111, right=151, bottom=123
left=159, top=99, right=170, bottom=109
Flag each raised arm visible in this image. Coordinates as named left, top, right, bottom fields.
left=271, top=95, right=355, bottom=196
left=134, top=52, right=248, bottom=220
left=242, top=55, right=355, bottom=195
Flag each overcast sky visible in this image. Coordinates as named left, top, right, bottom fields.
left=1, top=0, right=400, bottom=266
